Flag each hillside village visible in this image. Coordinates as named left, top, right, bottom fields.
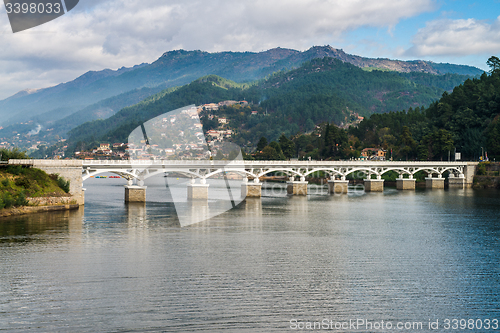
left=74, top=101, right=252, bottom=160
left=0, top=98, right=379, bottom=161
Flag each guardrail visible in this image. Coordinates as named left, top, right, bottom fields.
left=6, top=158, right=474, bottom=167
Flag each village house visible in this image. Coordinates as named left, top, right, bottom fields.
left=203, top=103, right=219, bottom=111
left=361, top=148, right=386, bottom=160
left=98, top=143, right=110, bottom=151
left=219, top=100, right=238, bottom=107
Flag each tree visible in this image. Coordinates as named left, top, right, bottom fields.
left=256, top=137, right=268, bottom=152
left=398, top=126, right=417, bottom=160
left=487, top=56, right=500, bottom=73
left=305, top=118, right=315, bottom=132
left=269, top=141, right=285, bottom=160
left=279, top=134, right=296, bottom=159
left=214, top=150, right=224, bottom=160
left=486, top=117, right=500, bottom=160
left=256, top=146, right=281, bottom=160
left=0, top=148, right=29, bottom=161
left=432, top=129, right=454, bottom=161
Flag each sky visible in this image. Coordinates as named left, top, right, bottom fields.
left=0, top=0, right=499, bottom=100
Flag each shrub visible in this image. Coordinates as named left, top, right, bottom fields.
left=2, top=192, right=14, bottom=208
left=26, top=168, right=50, bottom=187
left=6, top=165, right=24, bottom=175
left=1, top=178, right=9, bottom=187
left=57, top=177, right=70, bottom=193
left=477, top=163, right=487, bottom=175
left=14, top=176, right=31, bottom=188
left=15, top=192, right=28, bottom=206
left=0, top=148, right=29, bottom=161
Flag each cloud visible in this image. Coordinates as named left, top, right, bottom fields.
left=0, top=0, right=436, bottom=99
left=405, top=16, right=500, bottom=57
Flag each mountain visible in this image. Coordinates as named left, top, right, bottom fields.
left=60, top=58, right=475, bottom=155
left=0, top=46, right=483, bottom=128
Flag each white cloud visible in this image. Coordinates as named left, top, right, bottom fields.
left=0, top=0, right=436, bottom=99
left=405, top=16, right=500, bottom=57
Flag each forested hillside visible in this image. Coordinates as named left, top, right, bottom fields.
left=60, top=58, right=473, bottom=155
left=349, top=57, right=500, bottom=161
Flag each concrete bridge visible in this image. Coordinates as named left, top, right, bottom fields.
left=9, top=159, right=478, bottom=204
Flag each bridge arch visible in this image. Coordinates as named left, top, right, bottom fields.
left=204, top=168, right=256, bottom=180
left=441, top=166, right=464, bottom=175
left=411, top=167, right=442, bottom=176
left=344, top=167, right=377, bottom=178
left=303, top=168, right=343, bottom=177
left=82, top=169, right=138, bottom=181
left=255, top=168, right=302, bottom=178
left=380, top=168, right=412, bottom=176
left=143, top=169, right=201, bottom=180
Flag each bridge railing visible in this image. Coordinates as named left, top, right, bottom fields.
left=81, top=159, right=471, bottom=167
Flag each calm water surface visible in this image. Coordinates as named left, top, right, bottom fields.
left=0, top=177, right=499, bottom=332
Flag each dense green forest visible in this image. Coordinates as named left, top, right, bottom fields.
left=58, top=57, right=473, bottom=156
left=252, top=56, right=500, bottom=161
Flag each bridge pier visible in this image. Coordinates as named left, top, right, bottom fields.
left=364, top=176, right=384, bottom=192
left=463, top=163, right=477, bottom=188
left=426, top=175, right=445, bottom=189
left=241, top=178, right=262, bottom=198
left=364, top=180, right=385, bottom=192
left=448, top=174, right=465, bottom=189
left=187, top=179, right=209, bottom=200
left=328, top=178, right=349, bottom=194
left=287, top=177, right=308, bottom=195
left=396, top=175, right=416, bottom=190
left=125, top=185, right=147, bottom=202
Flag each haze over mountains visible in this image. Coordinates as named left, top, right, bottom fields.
left=0, top=45, right=483, bottom=128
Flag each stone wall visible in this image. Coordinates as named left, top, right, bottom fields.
left=27, top=196, right=75, bottom=206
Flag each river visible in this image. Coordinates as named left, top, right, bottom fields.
left=1, top=176, right=499, bottom=332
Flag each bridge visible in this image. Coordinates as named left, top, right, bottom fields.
left=9, top=159, right=478, bottom=204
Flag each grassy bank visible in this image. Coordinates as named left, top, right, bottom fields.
left=0, top=165, right=70, bottom=209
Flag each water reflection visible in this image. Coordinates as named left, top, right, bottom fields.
left=1, top=187, right=500, bottom=332
left=0, top=207, right=84, bottom=243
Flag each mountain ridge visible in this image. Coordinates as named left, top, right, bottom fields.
left=0, top=46, right=483, bottom=127
left=59, top=57, right=475, bottom=155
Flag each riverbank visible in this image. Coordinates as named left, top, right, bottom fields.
left=0, top=204, right=80, bottom=218
left=0, top=164, right=77, bottom=218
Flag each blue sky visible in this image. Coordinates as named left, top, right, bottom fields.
left=0, top=0, right=499, bottom=99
